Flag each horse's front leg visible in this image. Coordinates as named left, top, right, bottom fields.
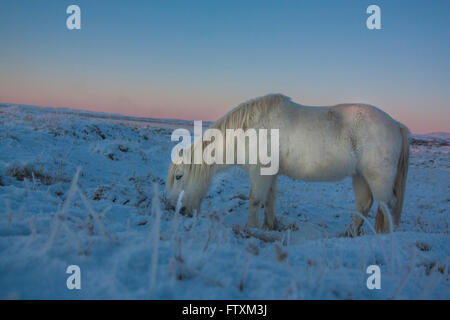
left=263, top=177, right=278, bottom=230
left=247, top=189, right=261, bottom=228
left=247, top=171, right=275, bottom=229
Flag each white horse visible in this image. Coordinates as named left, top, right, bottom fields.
left=166, top=94, right=410, bottom=234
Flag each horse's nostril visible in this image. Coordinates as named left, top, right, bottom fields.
left=180, top=206, right=186, bottom=215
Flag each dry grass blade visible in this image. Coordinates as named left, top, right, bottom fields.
left=232, top=224, right=282, bottom=243
left=44, top=166, right=81, bottom=252
left=149, top=184, right=161, bottom=295
left=239, top=254, right=250, bottom=291
left=76, top=185, right=111, bottom=239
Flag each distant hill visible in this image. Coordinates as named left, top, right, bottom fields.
left=411, top=133, right=450, bottom=147
left=0, top=102, right=214, bottom=129
left=1, top=102, right=448, bottom=146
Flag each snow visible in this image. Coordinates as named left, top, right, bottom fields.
left=0, top=104, right=449, bottom=299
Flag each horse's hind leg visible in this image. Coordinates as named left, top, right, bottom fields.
left=346, top=174, right=373, bottom=237
left=247, top=169, right=275, bottom=229
left=365, top=173, right=397, bottom=233
left=263, top=176, right=278, bottom=230
left=374, top=200, right=396, bottom=233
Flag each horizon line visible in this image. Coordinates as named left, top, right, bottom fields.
left=0, top=100, right=448, bottom=136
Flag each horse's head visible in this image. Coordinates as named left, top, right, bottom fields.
left=166, top=162, right=208, bottom=216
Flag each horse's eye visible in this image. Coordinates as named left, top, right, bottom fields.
left=175, top=174, right=183, bottom=180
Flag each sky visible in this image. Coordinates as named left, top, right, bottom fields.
left=0, top=0, right=449, bottom=133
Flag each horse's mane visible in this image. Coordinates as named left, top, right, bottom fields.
left=168, top=94, right=291, bottom=188
left=211, top=93, right=290, bottom=131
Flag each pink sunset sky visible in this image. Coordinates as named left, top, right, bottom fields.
left=1, top=1, right=449, bottom=134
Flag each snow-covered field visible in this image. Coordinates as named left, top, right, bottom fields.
left=0, top=104, right=449, bottom=299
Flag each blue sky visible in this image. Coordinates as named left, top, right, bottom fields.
left=0, top=0, right=449, bottom=133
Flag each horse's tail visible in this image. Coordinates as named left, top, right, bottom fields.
left=392, top=123, right=410, bottom=226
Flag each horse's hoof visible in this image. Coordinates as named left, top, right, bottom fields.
left=245, top=222, right=259, bottom=229
left=342, top=228, right=358, bottom=238
left=262, top=223, right=274, bottom=231
left=343, top=231, right=353, bottom=238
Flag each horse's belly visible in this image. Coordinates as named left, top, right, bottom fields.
left=280, top=146, right=357, bottom=182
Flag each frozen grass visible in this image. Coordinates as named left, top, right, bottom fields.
left=0, top=104, right=449, bottom=299
left=149, top=184, right=161, bottom=295
left=5, top=161, right=69, bottom=186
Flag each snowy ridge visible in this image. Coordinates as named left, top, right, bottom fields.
left=411, top=133, right=450, bottom=147
left=0, top=104, right=449, bottom=299
left=0, top=103, right=194, bottom=126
